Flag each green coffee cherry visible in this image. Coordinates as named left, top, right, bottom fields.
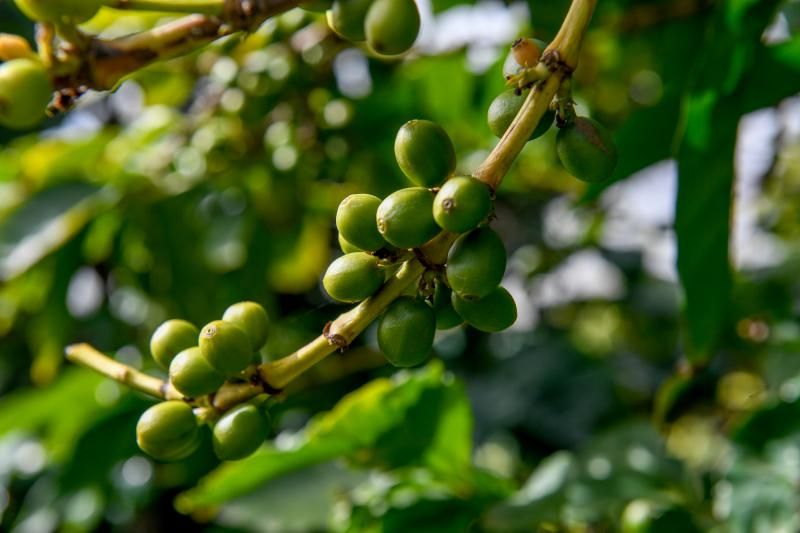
left=446, top=227, right=506, bottom=299
left=14, top=0, right=104, bottom=23
left=336, top=194, right=387, bottom=252
left=556, top=116, right=618, bottom=182
left=136, top=401, right=200, bottom=462
left=376, top=187, right=439, bottom=249
left=323, top=252, right=384, bottom=303
left=0, top=58, right=51, bottom=129
left=394, top=120, right=456, bottom=187
left=169, top=347, right=225, bottom=398
left=377, top=296, right=435, bottom=367
left=452, top=286, right=517, bottom=332
left=487, top=89, right=555, bottom=140
left=300, top=0, right=332, bottom=12
left=150, top=319, right=199, bottom=369
left=222, top=301, right=270, bottom=351
left=433, top=176, right=492, bottom=233
left=502, top=38, right=548, bottom=79
left=365, top=0, right=420, bottom=56
left=212, top=404, right=268, bottom=461
left=326, top=0, right=373, bottom=41
left=339, top=233, right=362, bottom=254
left=431, top=281, right=462, bottom=330
left=199, top=320, right=252, bottom=376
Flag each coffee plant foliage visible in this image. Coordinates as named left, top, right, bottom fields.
left=0, top=0, right=799, bottom=531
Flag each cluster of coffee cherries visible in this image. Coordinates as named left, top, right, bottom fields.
left=324, top=119, right=517, bottom=368
left=488, top=37, right=618, bottom=183
left=135, top=302, right=271, bottom=462
left=303, top=0, right=421, bottom=56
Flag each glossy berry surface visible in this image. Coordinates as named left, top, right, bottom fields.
left=377, top=296, right=435, bottom=367
left=487, top=89, right=555, bottom=140
left=502, top=38, right=548, bottom=79
left=452, top=286, right=517, bottom=332
left=14, top=0, right=104, bottom=23
left=433, top=176, right=492, bottom=233
left=336, top=194, right=387, bottom=252
left=394, top=120, right=456, bottom=187
left=446, top=226, right=506, bottom=299
left=326, top=0, right=373, bottom=41
left=169, top=346, right=225, bottom=398
left=376, top=187, right=439, bottom=249
left=222, top=301, right=270, bottom=351
left=212, top=404, right=268, bottom=460
left=365, top=0, right=420, bottom=56
left=556, top=116, right=618, bottom=182
left=338, top=233, right=362, bottom=254
left=136, top=401, right=199, bottom=462
left=323, top=252, right=384, bottom=303
left=199, top=320, right=252, bottom=376
left=0, top=59, right=51, bottom=129
left=149, top=319, right=199, bottom=369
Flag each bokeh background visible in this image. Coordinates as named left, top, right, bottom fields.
left=1, top=0, right=800, bottom=531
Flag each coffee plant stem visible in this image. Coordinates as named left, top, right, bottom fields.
left=111, top=0, right=227, bottom=15
left=65, top=0, right=597, bottom=411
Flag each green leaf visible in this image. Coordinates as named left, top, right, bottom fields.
left=177, top=361, right=473, bottom=512
left=675, top=0, right=783, bottom=362
left=0, top=182, right=118, bottom=281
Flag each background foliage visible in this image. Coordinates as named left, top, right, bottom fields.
left=1, top=0, right=800, bottom=531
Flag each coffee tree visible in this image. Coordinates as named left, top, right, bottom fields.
left=0, top=0, right=799, bottom=531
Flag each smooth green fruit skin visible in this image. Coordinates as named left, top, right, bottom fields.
left=365, top=0, right=420, bottom=55
left=394, top=120, right=456, bottom=187
left=212, top=404, right=268, bottom=460
left=323, top=252, right=384, bottom=303
left=556, top=117, right=618, bottom=182
left=339, top=233, right=362, bottom=254
left=222, top=301, right=270, bottom=351
left=433, top=176, right=492, bottom=233
left=502, top=38, right=548, bottom=79
left=378, top=297, right=435, bottom=367
left=0, top=59, right=51, bottom=129
left=336, top=194, right=386, bottom=252
left=14, top=0, right=103, bottom=23
left=432, top=282, right=462, bottom=330
left=136, top=401, right=200, bottom=462
left=452, top=286, right=516, bottom=332
left=446, top=227, right=506, bottom=299
left=376, top=188, right=439, bottom=249
left=169, top=347, right=225, bottom=398
left=327, top=0, right=374, bottom=41
left=199, top=320, right=252, bottom=376
left=150, top=319, right=200, bottom=369
left=487, top=89, right=555, bottom=140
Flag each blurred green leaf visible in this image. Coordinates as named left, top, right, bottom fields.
left=739, top=37, right=800, bottom=113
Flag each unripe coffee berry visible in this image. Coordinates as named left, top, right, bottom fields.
left=556, top=116, right=618, bottom=182
left=136, top=401, right=200, bottom=461
left=150, top=319, right=199, bottom=369
left=212, top=404, right=268, bottom=460
left=487, top=89, right=555, bottom=141
left=431, top=281, right=463, bottom=330
left=14, top=0, right=104, bottom=23
left=433, top=176, right=492, bottom=233
left=336, top=194, right=387, bottom=252
left=323, top=252, right=384, bottom=303
left=376, top=187, right=439, bottom=249
left=377, top=296, right=435, bottom=367
left=446, top=227, right=506, bottom=299
left=222, top=301, right=270, bottom=351
left=452, top=286, right=517, bottom=332
left=169, top=347, right=225, bottom=398
left=326, top=0, right=373, bottom=41
left=199, top=320, right=252, bottom=376
left=365, top=0, right=420, bottom=56
left=394, top=120, right=456, bottom=187
left=339, top=233, right=362, bottom=254
left=0, top=58, right=51, bottom=129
